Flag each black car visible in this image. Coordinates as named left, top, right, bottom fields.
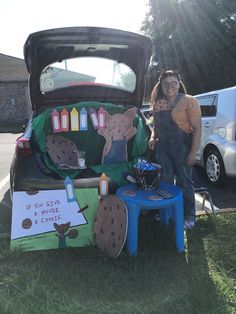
left=10, top=27, right=152, bottom=195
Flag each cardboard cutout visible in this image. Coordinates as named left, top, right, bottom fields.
left=98, top=107, right=137, bottom=164
left=93, top=195, right=128, bottom=258
left=11, top=188, right=98, bottom=251
left=46, top=134, right=80, bottom=169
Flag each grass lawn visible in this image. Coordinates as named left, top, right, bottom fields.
left=0, top=213, right=236, bottom=314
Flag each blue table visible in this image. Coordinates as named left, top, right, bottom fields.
left=115, top=182, right=184, bottom=256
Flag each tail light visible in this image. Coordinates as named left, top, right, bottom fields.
left=16, top=137, right=32, bottom=158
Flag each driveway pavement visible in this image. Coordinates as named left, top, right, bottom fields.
left=0, top=133, right=20, bottom=237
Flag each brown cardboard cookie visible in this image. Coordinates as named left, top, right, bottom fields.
left=93, top=195, right=128, bottom=258
left=22, top=218, right=32, bottom=229
left=122, top=190, right=136, bottom=196
left=46, top=134, right=79, bottom=167
left=148, top=195, right=163, bottom=201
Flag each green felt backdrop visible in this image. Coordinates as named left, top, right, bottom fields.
left=32, top=102, right=149, bottom=185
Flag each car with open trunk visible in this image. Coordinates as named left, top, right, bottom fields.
left=10, top=26, right=152, bottom=195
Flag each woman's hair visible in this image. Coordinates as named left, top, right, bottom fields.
left=151, top=70, right=187, bottom=104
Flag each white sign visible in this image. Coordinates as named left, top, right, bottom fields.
left=11, top=190, right=87, bottom=240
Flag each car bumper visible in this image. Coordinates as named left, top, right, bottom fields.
left=10, top=154, right=118, bottom=194
left=12, top=176, right=117, bottom=193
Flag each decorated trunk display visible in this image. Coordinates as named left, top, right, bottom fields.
left=11, top=101, right=149, bottom=255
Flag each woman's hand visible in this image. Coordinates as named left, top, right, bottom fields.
left=148, top=138, right=156, bottom=150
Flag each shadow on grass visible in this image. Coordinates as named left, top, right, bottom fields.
left=185, top=214, right=236, bottom=313
left=0, top=213, right=234, bottom=313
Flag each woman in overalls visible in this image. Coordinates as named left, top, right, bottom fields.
left=149, top=70, right=201, bottom=229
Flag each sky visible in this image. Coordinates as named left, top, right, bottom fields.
left=0, top=0, right=149, bottom=59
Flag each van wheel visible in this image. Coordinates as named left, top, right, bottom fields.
left=205, top=149, right=226, bottom=186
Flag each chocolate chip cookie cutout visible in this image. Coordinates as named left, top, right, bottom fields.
left=46, top=134, right=79, bottom=167
left=22, top=218, right=32, bottom=229
left=93, top=195, right=128, bottom=258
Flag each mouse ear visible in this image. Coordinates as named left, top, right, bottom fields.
left=105, top=109, right=111, bottom=118
left=124, top=107, right=137, bottom=121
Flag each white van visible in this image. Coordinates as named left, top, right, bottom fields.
left=194, top=86, right=236, bottom=186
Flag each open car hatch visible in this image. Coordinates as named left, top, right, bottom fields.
left=24, top=27, right=152, bottom=111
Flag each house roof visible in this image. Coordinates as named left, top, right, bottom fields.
left=0, top=53, right=28, bottom=82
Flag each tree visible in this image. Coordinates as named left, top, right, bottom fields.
left=141, top=0, right=236, bottom=95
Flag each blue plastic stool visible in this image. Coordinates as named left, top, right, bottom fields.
left=115, top=182, right=184, bottom=256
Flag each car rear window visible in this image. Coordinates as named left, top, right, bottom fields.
left=40, top=56, right=136, bottom=93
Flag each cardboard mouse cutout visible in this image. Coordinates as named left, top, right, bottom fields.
left=98, top=107, right=137, bottom=164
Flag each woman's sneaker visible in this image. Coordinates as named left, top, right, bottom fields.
left=184, top=217, right=195, bottom=230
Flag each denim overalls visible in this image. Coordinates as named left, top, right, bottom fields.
left=104, top=139, right=126, bottom=164
left=154, top=95, right=195, bottom=219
